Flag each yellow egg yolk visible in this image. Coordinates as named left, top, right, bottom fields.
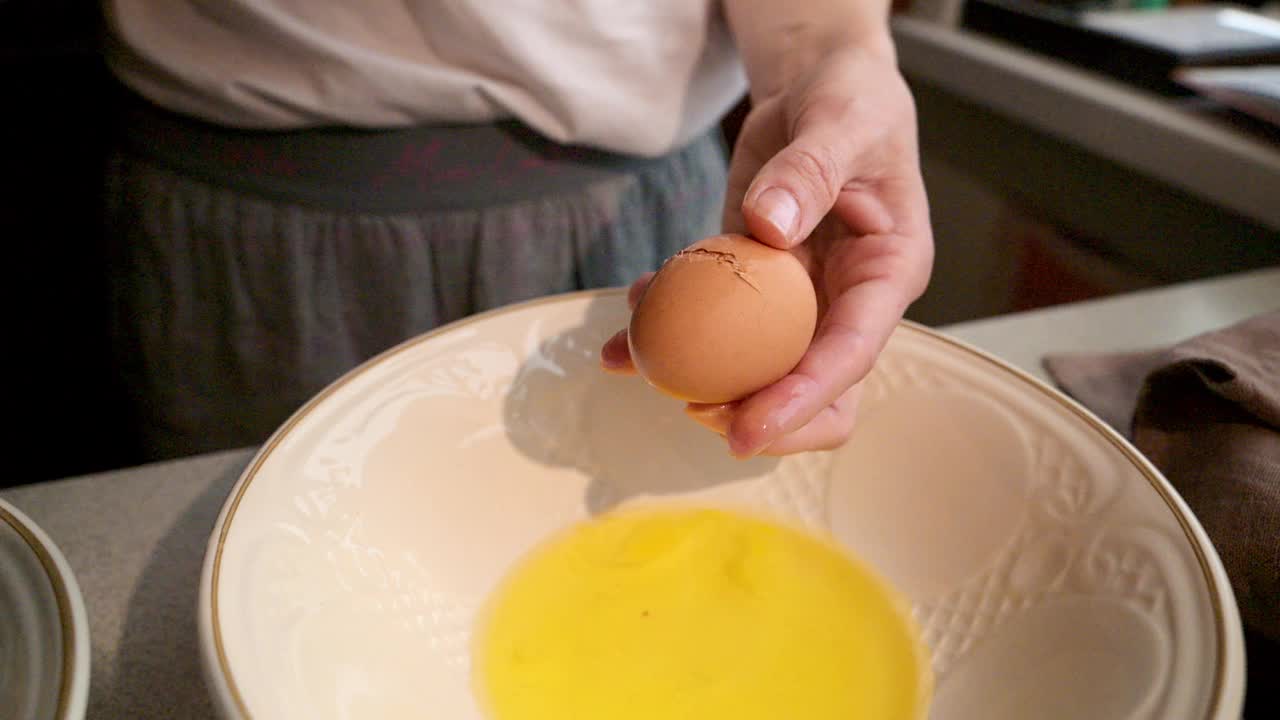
left=473, top=507, right=931, bottom=720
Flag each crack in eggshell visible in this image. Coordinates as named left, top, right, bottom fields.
left=672, top=248, right=761, bottom=291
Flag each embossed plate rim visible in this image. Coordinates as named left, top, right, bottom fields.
left=197, top=288, right=1244, bottom=720
left=921, top=324, right=1244, bottom=719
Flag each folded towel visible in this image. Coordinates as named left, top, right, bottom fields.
left=1045, top=310, right=1279, bottom=714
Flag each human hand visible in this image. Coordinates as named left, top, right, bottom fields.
left=602, top=45, right=933, bottom=458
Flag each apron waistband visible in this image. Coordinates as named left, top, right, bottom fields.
left=112, top=84, right=671, bottom=214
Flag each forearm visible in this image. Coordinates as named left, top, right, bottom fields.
left=722, top=0, right=895, bottom=103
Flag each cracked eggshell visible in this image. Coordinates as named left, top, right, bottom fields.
left=627, top=234, right=819, bottom=404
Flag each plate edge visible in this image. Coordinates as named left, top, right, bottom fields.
left=200, top=288, right=627, bottom=719
left=0, top=498, right=91, bottom=720
left=898, top=319, right=1245, bottom=719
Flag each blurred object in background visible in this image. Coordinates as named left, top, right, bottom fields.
left=962, top=0, right=1280, bottom=96
left=902, top=0, right=969, bottom=24
left=1176, top=64, right=1280, bottom=127
left=898, top=12, right=1280, bottom=328
left=999, top=209, right=1156, bottom=311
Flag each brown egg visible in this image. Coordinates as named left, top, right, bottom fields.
left=628, top=234, right=818, bottom=404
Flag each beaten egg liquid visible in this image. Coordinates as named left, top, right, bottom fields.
left=473, top=507, right=930, bottom=720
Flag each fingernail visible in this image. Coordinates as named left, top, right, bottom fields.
left=755, top=187, right=799, bottom=239
left=685, top=404, right=734, bottom=436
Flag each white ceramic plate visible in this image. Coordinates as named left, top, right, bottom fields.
left=199, top=289, right=1245, bottom=720
left=0, top=498, right=90, bottom=720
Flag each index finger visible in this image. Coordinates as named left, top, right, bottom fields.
left=725, top=234, right=930, bottom=457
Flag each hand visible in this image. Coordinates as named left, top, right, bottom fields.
left=602, top=45, right=933, bottom=458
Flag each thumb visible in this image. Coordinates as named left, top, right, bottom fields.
left=742, top=128, right=855, bottom=249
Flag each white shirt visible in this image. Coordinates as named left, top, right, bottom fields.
left=104, top=1, right=748, bottom=157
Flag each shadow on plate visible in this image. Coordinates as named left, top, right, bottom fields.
left=501, top=293, right=777, bottom=514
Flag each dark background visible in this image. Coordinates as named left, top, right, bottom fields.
left=2, top=4, right=139, bottom=483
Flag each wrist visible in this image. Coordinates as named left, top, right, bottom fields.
left=740, top=23, right=897, bottom=105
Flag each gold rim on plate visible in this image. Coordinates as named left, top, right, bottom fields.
left=208, top=288, right=1234, bottom=719
left=0, top=501, right=82, bottom=720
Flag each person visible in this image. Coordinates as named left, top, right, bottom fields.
left=602, top=0, right=934, bottom=458
left=101, top=0, right=933, bottom=461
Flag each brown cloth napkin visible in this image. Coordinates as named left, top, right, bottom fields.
left=1045, top=311, right=1279, bottom=715
left=1045, top=311, right=1279, bottom=639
